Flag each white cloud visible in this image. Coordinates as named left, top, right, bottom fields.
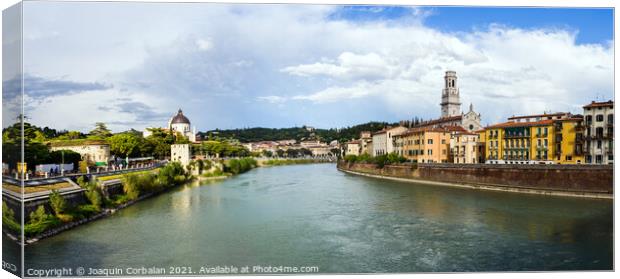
left=258, top=95, right=287, bottom=104
left=282, top=52, right=393, bottom=81
left=196, top=38, right=213, bottom=51
left=18, top=3, right=613, bottom=130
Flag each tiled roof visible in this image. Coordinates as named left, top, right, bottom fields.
left=414, top=115, right=462, bottom=127
left=485, top=119, right=554, bottom=129
left=583, top=100, right=614, bottom=108
left=507, top=112, right=569, bottom=120
left=398, top=126, right=455, bottom=136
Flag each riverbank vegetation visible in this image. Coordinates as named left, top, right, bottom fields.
left=1, top=162, right=192, bottom=240
left=224, top=157, right=258, bottom=175
left=111, top=162, right=189, bottom=204
left=343, top=153, right=407, bottom=168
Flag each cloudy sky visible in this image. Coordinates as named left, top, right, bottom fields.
left=2, top=2, right=614, bottom=132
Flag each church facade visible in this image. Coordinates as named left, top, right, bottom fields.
left=414, top=71, right=482, bottom=132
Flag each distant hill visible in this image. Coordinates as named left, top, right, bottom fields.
left=197, top=122, right=396, bottom=143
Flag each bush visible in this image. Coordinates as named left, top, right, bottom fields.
left=85, top=184, right=103, bottom=211
left=356, top=153, right=372, bottom=163
left=224, top=157, right=257, bottom=175
left=73, top=204, right=100, bottom=218
left=2, top=202, right=20, bottom=233
left=344, top=155, right=357, bottom=163
left=122, top=173, right=144, bottom=200
left=157, top=162, right=187, bottom=187
left=386, top=152, right=407, bottom=164
left=24, top=205, right=60, bottom=236
left=373, top=154, right=388, bottom=168
left=49, top=190, right=67, bottom=216
left=78, top=177, right=103, bottom=211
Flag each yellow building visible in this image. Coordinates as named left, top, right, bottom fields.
left=553, top=117, right=585, bottom=164
left=394, top=127, right=451, bottom=163
left=484, top=114, right=585, bottom=164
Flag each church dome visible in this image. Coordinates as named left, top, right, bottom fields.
left=170, top=109, right=190, bottom=124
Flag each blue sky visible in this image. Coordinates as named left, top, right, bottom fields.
left=332, top=6, right=613, bottom=44
left=2, top=3, right=614, bottom=132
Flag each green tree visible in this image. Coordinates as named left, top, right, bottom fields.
left=29, top=205, right=51, bottom=223
left=49, top=190, right=67, bottom=216
left=108, top=133, right=141, bottom=158
left=79, top=178, right=103, bottom=211
left=56, top=130, right=84, bottom=140
left=89, top=122, right=112, bottom=138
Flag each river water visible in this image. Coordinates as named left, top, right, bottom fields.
left=7, top=164, right=613, bottom=273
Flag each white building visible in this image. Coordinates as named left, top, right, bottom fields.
left=49, top=139, right=110, bottom=166
left=450, top=132, right=484, bottom=164
left=171, top=144, right=191, bottom=167
left=583, top=100, right=614, bottom=164
left=346, top=140, right=361, bottom=156
left=372, top=126, right=407, bottom=156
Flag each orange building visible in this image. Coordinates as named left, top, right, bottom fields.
left=394, top=127, right=451, bottom=163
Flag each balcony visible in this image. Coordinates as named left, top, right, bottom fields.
left=574, top=124, right=584, bottom=131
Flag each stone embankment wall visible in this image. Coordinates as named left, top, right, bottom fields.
left=337, top=161, right=613, bottom=198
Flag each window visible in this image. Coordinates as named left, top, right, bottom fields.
left=608, top=114, right=614, bottom=124
left=566, top=155, right=572, bottom=161
left=596, top=114, right=604, bottom=122
left=428, top=139, right=433, bottom=144
left=428, top=149, right=433, bottom=155
left=544, top=139, right=548, bottom=147
left=597, top=140, right=602, bottom=149
left=441, top=139, right=446, bottom=144
left=596, top=127, right=604, bottom=137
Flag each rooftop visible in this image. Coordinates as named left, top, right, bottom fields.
left=583, top=100, right=614, bottom=108
left=507, top=112, right=570, bottom=120
left=486, top=119, right=554, bottom=129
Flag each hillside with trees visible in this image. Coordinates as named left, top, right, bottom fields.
left=198, top=122, right=396, bottom=143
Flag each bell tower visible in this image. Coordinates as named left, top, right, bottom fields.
left=440, top=71, right=461, bottom=118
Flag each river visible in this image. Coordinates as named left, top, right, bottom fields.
left=5, top=164, right=613, bottom=273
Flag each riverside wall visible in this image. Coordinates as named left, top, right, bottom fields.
left=337, top=161, right=613, bottom=199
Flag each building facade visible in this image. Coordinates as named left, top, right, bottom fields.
left=372, top=126, right=407, bottom=156
left=583, top=101, right=614, bottom=164
left=484, top=113, right=585, bottom=165
left=346, top=140, right=361, bottom=156
left=450, top=131, right=485, bottom=164
left=49, top=140, right=110, bottom=166
left=171, top=144, right=191, bottom=167
left=359, top=131, right=373, bottom=155
left=394, top=127, right=451, bottom=163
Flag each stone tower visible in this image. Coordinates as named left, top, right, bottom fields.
left=440, top=71, right=461, bottom=118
